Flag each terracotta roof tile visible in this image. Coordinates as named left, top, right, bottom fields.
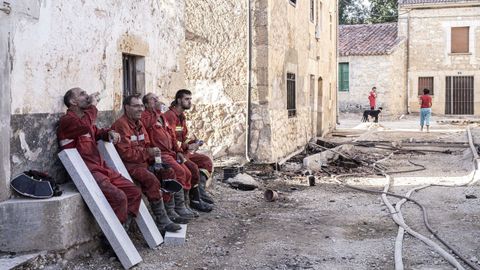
left=399, top=0, right=480, bottom=5
left=339, top=23, right=401, bottom=56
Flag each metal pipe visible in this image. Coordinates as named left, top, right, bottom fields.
left=245, top=0, right=252, bottom=162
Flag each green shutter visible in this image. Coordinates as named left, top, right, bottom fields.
left=338, top=63, right=349, bottom=92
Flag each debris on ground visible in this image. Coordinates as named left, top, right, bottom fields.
left=225, top=173, right=259, bottom=191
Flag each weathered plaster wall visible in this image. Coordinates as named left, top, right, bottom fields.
left=5, top=0, right=185, bottom=194
left=399, top=5, right=480, bottom=114
left=338, top=41, right=407, bottom=116
left=184, top=0, right=248, bottom=159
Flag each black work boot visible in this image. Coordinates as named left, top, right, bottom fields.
left=190, top=186, right=213, bottom=212
left=122, top=215, right=134, bottom=232
left=184, top=189, right=200, bottom=217
left=199, top=172, right=215, bottom=204
left=174, top=189, right=195, bottom=219
left=150, top=200, right=181, bottom=232
left=164, top=197, right=190, bottom=224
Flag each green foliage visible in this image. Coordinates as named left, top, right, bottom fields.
left=369, top=0, right=398, bottom=23
left=339, top=0, right=398, bottom=25
left=339, top=0, right=369, bottom=25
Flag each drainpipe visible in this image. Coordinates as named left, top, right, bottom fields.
left=335, top=0, right=340, bottom=126
left=246, top=0, right=252, bottom=162
left=405, top=11, right=411, bottom=114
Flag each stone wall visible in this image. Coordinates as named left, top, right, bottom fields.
left=399, top=5, right=480, bottom=114
left=1, top=0, right=186, bottom=200
left=184, top=0, right=248, bottom=160
left=257, top=0, right=337, bottom=162
left=338, top=40, right=407, bottom=116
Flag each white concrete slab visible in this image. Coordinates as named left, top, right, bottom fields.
left=164, top=224, right=187, bottom=245
left=58, top=149, right=142, bottom=269
left=97, top=141, right=163, bottom=248
left=0, top=252, right=44, bottom=270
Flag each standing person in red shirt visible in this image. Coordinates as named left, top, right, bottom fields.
left=419, top=88, right=433, bottom=132
left=141, top=92, right=198, bottom=221
left=57, top=88, right=141, bottom=229
left=163, top=89, right=214, bottom=212
left=111, top=94, right=181, bottom=232
left=368, top=87, right=377, bottom=110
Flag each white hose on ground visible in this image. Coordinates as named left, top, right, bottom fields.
left=381, top=175, right=465, bottom=270
left=393, top=184, right=431, bottom=270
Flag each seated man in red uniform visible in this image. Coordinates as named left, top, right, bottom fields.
left=57, top=88, right=141, bottom=230
left=141, top=92, right=202, bottom=220
left=163, top=89, right=215, bottom=211
left=111, top=94, right=181, bottom=232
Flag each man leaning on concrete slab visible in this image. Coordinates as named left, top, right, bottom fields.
left=163, top=89, right=214, bottom=212
left=57, top=88, right=141, bottom=229
left=111, top=94, right=181, bottom=232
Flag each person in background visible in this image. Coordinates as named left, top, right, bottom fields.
left=419, top=88, right=432, bottom=132
left=368, top=87, right=377, bottom=110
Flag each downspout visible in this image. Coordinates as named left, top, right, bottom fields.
left=405, top=11, right=411, bottom=114
left=246, top=0, right=252, bottom=162
left=335, top=0, right=340, bottom=125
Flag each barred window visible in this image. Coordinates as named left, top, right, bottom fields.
left=418, top=77, right=434, bottom=95
left=287, top=73, right=296, bottom=117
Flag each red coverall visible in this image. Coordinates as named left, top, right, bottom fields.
left=111, top=114, right=173, bottom=202
left=163, top=107, right=213, bottom=184
left=141, top=109, right=193, bottom=190
left=368, top=91, right=377, bottom=110
left=57, top=106, right=141, bottom=223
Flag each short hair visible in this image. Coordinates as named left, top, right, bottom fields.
left=63, top=87, right=81, bottom=108
left=423, top=88, right=430, bottom=95
left=372, top=87, right=377, bottom=90
left=123, top=94, right=142, bottom=107
left=142, top=93, right=153, bottom=105
left=173, top=89, right=192, bottom=105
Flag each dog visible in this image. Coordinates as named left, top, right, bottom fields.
left=362, top=107, right=383, bottom=123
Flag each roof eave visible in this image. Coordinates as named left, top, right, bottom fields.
left=399, top=1, right=480, bottom=9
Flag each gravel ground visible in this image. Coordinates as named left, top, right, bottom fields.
left=16, top=114, right=480, bottom=270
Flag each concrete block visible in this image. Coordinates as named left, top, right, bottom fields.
left=164, top=224, right=187, bottom=245
left=58, top=149, right=141, bottom=269
left=302, top=153, right=324, bottom=171
left=0, top=184, right=100, bottom=253
left=97, top=141, right=163, bottom=248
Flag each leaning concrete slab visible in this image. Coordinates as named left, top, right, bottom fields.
left=97, top=141, right=163, bottom=248
left=58, top=149, right=142, bottom=269
left=0, top=251, right=44, bottom=270
left=0, top=184, right=100, bottom=252
left=164, top=224, right=187, bottom=245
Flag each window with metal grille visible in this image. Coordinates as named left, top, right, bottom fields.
left=310, top=0, right=315, bottom=22
left=287, top=73, right=296, bottom=117
left=289, top=0, right=297, bottom=6
left=418, top=77, right=434, bottom=95
left=338, top=63, right=349, bottom=91
left=451, top=27, right=469, bottom=53
left=122, top=54, right=145, bottom=97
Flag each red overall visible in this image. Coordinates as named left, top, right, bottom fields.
left=111, top=114, right=169, bottom=202
left=57, top=106, right=141, bottom=223
left=163, top=107, right=213, bottom=184
left=141, top=109, right=193, bottom=190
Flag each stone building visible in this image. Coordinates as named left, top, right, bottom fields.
left=399, top=0, right=480, bottom=115
left=0, top=0, right=185, bottom=252
left=338, top=23, right=407, bottom=115
left=184, top=0, right=338, bottom=163
left=338, top=0, right=480, bottom=116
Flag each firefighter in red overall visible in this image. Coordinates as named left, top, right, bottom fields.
left=163, top=89, right=214, bottom=212
left=57, top=88, right=141, bottom=230
left=111, top=94, right=181, bottom=232
left=141, top=92, right=201, bottom=221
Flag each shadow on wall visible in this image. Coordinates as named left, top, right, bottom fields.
left=9, top=111, right=115, bottom=191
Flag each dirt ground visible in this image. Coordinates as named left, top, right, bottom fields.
left=19, top=113, right=480, bottom=270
